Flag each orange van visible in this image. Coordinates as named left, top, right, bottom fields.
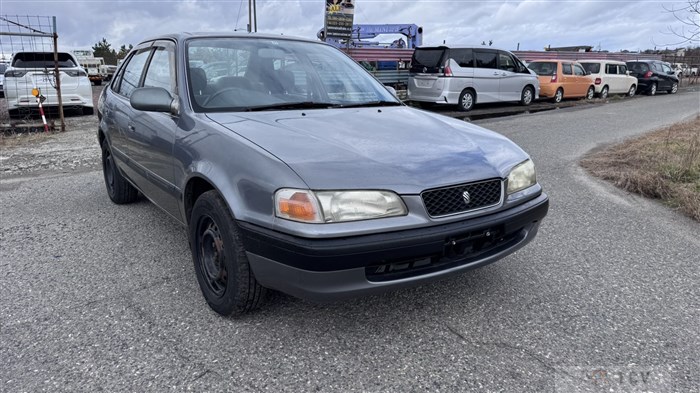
left=527, top=60, right=595, bottom=103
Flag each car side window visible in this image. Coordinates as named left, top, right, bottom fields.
left=116, top=49, right=152, bottom=99
left=451, top=49, right=473, bottom=68
left=619, top=65, right=628, bottom=74
left=474, top=50, right=497, bottom=69
left=605, top=64, right=618, bottom=74
left=562, top=63, right=572, bottom=75
left=661, top=63, right=672, bottom=73
left=573, top=64, right=585, bottom=76
left=498, top=52, right=516, bottom=72
left=143, top=46, right=175, bottom=94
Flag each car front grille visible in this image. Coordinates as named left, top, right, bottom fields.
left=421, top=179, right=502, bottom=217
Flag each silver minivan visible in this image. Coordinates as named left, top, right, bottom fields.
left=408, top=46, right=539, bottom=111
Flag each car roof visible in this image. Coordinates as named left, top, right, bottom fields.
left=578, top=59, right=626, bottom=64
left=135, top=32, right=321, bottom=46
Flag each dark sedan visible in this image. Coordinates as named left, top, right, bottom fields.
left=97, top=33, right=548, bottom=316
left=626, top=60, right=679, bottom=96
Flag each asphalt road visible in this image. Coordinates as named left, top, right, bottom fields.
left=1, top=90, right=699, bottom=392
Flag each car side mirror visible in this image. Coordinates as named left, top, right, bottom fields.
left=131, top=87, right=179, bottom=116
left=626, top=71, right=630, bottom=76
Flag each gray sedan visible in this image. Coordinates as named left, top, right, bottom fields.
left=97, top=33, right=549, bottom=316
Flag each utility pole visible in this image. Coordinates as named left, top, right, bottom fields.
left=247, top=0, right=257, bottom=32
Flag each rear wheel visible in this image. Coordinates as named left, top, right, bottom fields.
left=520, top=86, right=534, bottom=106
left=190, top=191, right=266, bottom=316
left=552, top=88, right=564, bottom=103
left=101, top=140, right=138, bottom=204
left=669, top=82, right=678, bottom=94
left=648, top=83, right=657, bottom=96
left=457, top=89, right=475, bottom=112
left=586, top=86, right=595, bottom=100
left=628, top=84, right=636, bottom=97
left=82, top=107, right=95, bottom=116
left=599, top=86, right=609, bottom=99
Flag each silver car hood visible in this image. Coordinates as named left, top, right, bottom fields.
left=207, top=106, right=528, bottom=194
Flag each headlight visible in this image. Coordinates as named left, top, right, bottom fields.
left=507, top=159, right=536, bottom=194
left=275, top=189, right=407, bottom=223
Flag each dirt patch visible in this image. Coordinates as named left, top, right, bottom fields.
left=581, top=117, right=700, bottom=221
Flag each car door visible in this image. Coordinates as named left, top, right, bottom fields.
left=497, top=51, right=524, bottom=102
left=560, top=62, right=577, bottom=96
left=574, top=63, right=590, bottom=95
left=658, top=62, right=675, bottom=90
left=126, top=40, right=181, bottom=218
left=107, top=46, right=152, bottom=188
left=472, top=49, right=500, bottom=103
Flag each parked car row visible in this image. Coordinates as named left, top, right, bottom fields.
left=406, top=45, right=679, bottom=111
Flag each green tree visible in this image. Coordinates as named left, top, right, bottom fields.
left=92, top=38, right=118, bottom=65
left=116, top=44, right=133, bottom=60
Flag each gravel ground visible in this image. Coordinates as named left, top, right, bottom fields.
left=0, top=86, right=101, bottom=176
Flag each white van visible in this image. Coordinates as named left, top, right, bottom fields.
left=408, top=46, right=539, bottom=111
left=579, top=60, right=638, bottom=99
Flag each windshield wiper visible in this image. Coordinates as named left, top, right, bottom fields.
left=335, top=101, right=403, bottom=108
left=245, top=102, right=337, bottom=112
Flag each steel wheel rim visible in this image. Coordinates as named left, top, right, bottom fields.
left=198, top=217, right=227, bottom=297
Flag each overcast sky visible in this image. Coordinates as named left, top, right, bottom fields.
left=1, top=0, right=697, bottom=54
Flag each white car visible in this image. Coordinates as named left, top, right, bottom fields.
left=4, top=51, right=94, bottom=118
left=579, top=60, right=638, bottom=99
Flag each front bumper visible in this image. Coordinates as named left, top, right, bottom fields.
left=240, top=193, right=549, bottom=301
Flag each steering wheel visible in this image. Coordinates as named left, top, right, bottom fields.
left=202, top=87, right=241, bottom=106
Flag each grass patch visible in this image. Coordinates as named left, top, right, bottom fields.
left=581, top=116, right=700, bottom=221
left=0, top=131, right=54, bottom=148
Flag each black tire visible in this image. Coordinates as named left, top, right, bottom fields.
left=82, top=107, right=95, bottom=116
left=648, top=83, right=657, bottom=96
left=552, top=88, right=563, bottom=103
left=101, top=140, right=138, bottom=204
left=413, top=101, right=433, bottom=109
left=669, top=82, right=678, bottom=94
left=585, top=86, right=595, bottom=100
left=628, top=84, right=636, bottom=97
left=190, top=190, right=266, bottom=316
left=520, top=86, right=534, bottom=106
left=94, top=80, right=102, bottom=86
left=599, top=86, right=609, bottom=99
left=457, top=89, right=475, bottom=112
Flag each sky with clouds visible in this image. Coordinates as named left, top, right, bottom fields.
left=0, top=0, right=697, bottom=54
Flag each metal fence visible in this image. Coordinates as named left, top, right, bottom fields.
left=1, top=15, right=65, bottom=131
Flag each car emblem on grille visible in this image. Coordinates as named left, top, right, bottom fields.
left=423, top=67, right=427, bottom=73
left=462, top=191, right=471, bottom=205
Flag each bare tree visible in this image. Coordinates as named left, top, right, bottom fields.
left=661, top=0, right=700, bottom=45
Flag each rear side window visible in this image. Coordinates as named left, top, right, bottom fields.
left=528, top=62, right=556, bottom=76
left=581, top=63, right=600, bottom=74
left=450, top=49, right=473, bottom=68
left=115, top=49, right=152, bottom=99
left=410, top=48, right=446, bottom=73
left=474, top=50, right=497, bottom=69
left=605, top=64, right=618, bottom=74
left=562, top=63, right=573, bottom=75
left=11, top=52, right=76, bottom=68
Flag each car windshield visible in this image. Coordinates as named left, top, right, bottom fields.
left=186, top=37, right=399, bottom=112
left=11, top=52, right=77, bottom=68
left=528, top=61, right=557, bottom=76
left=580, top=63, right=600, bottom=74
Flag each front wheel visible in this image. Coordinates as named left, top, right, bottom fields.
left=190, top=191, right=266, bottom=316
left=628, top=84, right=636, bottom=97
left=457, top=89, right=475, bottom=112
left=586, top=86, right=595, bottom=100
left=520, top=86, right=534, bottom=106
left=669, top=82, right=678, bottom=94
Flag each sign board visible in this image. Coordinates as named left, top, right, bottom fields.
left=324, top=0, right=355, bottom=41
